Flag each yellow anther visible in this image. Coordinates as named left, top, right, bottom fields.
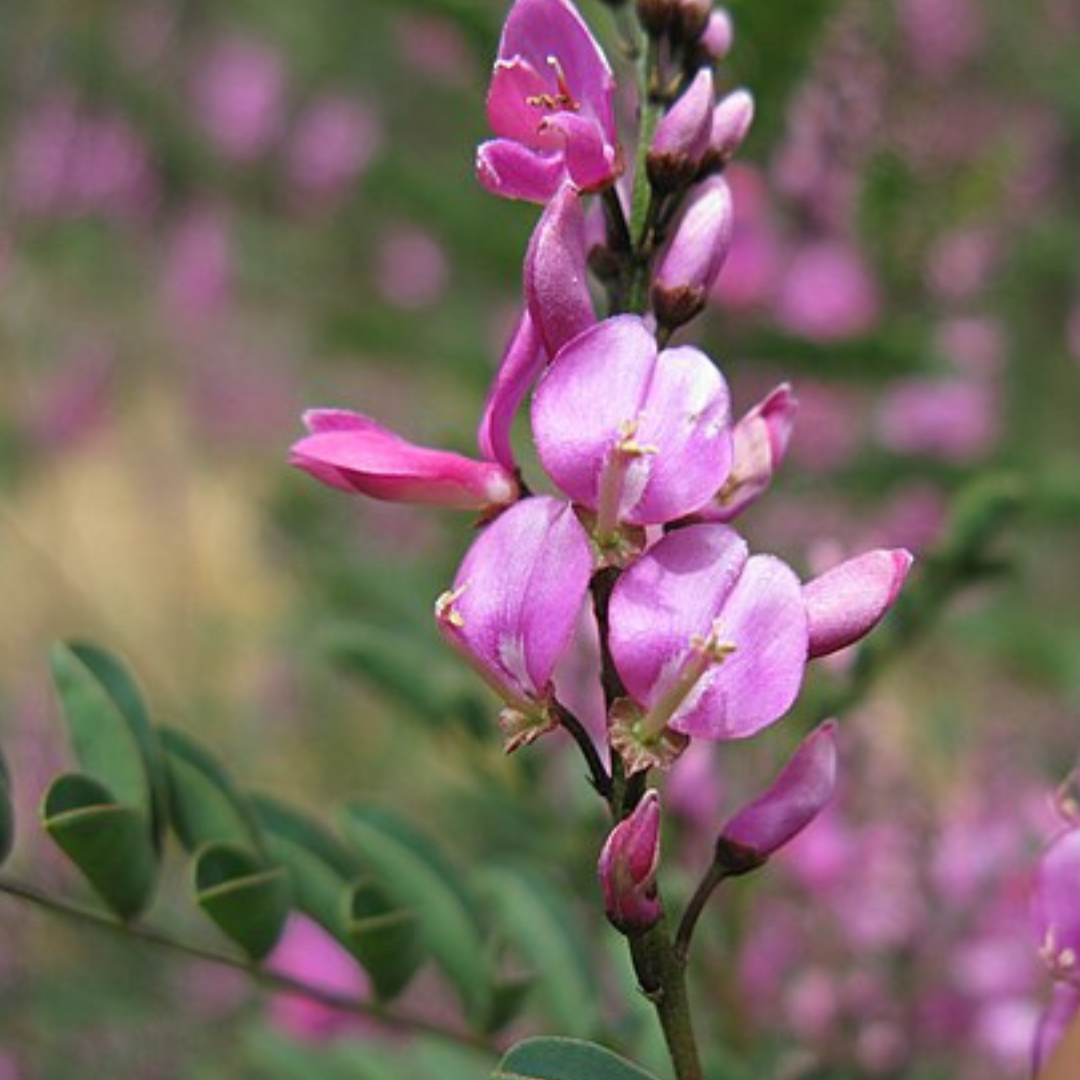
left=525, top=56, right=580, bottom=112
left=689, top=632, right=737, bottom=665
left=435, top=584, right=468, bottom=628
left=616, top=417, right=659, bottom=458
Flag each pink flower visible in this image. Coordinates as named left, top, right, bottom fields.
left=717, top=720, right=838, bottom=869
left=775, top=240, right=880, bottom=342
left=598, top=791, right=663, bottom=933
left=376, top=226, right=448, bottom=310
left=285, top=96, right=382, bottom=207
left=1033, top=982, right=1080, bottom=1075
left=268, top=916, right=373, bottom=1041
left=608, top=524, right=808, bottom=760
left=876, top=377, right=998, bottom=463
left=435, top=496, right=594, bottom=750
left=531, top=316, right=733, bottom=534
left=290, top=409, right=518, bottom=510
left=192, top=38, right=286, bottom=162
left=647, top=69, right=715, bottom=193
left=710, top=164, right=783, bottom=311
left=477, top=0, right=620, bottom=203
left=161, top=205, right=232, bottom=330
left=1034, top=828, right=1080, bottom=986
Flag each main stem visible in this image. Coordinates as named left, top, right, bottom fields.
left=629, top=918, right=704, bottom=1080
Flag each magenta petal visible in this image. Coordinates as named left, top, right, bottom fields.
left=1033, top=983, right=1080, bottom=1076
left=598, top=790, right=662, bottom=932
left=670, top=552, right=808, bottom=739
left=541, top=112, right=620, bottom=192
left=438, top=497, right=593, bottom=704
left=487, top=59, right=553, bottom=145
left=1034, top=828, right=1080, bottom=979
left=525, top=184, right=595, bottom=357
left=476, top=139, right=565, bottom=203
left=610, top=524, right=749, bottom=708
left=804, top=549, right=913, bottom=658
left=532, top=315, right=656, bottom=509
left=290, top=418, right=519, bottom=510
left=532, top=317, right=731, bottom=524
left=477, top=310, right=546, bottom=471
left=628, top=344, right=733, bottom=524
left=720, top=720, right=838, bottom=860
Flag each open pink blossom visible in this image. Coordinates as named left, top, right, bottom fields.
left=718, top=720, right=838, bottom=869
left=436, top=496, right=593, bottom=749
left=477, top=0, right=620, bottom=203
left=1034, top=828, right=1080, bottom=985
left=598, top=791, right=662, bottom=932
left=290, top=409, right=518, bottom=511
left=609, top=524, right=808, bottom=755
left=532, top=316, right=733, bottom=534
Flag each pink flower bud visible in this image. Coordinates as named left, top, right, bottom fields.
left=674, top=0, right=712, bottom=43
left=701, top=383, right=797, bottom=522
left=652, top=176, right=734, bottom=330
left=290, top=410, right=519, bottom=510
left=804, top=549, right=913, bottom=659
left=598, top=791, right=663, bottom=932
left=700, top=10, right=734, bottom=61
left=525, top=183, right=596, bottom=357
left=717, top=720, right=838, bottom=871
left=699, top=90, right=754, bottom=175
left=647, top=69, right=715, bottom=193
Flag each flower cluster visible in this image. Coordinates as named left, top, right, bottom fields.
left=291, top=0, right=910, bottom=944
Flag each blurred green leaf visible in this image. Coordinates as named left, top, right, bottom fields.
left=477, top=865, right=601, bottom=1037
left=340, top=803, right=491, bottom=1024
left=41, top=773, right=157, bottom=920
left=193, top=841, right=291, bottom=960
left=345, top=877, right=425, bottom=1001
left=484, top=971, right=535, bottom=1035
left=0, top=745, right=13, bottom=866
left=62, top=643, right=170, bottom=848
left=50, top=642, right=153, bottom=821
left=161, top=727, right=264, bottom=856
left=493, top=1037, right=662, bottom=1080
left=251, top=794, right=424, bottom=999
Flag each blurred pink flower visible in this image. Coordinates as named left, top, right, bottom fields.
left=898, top=0, right=986, bottom=77
left=285, top=96, right=382, bottom=207
left=268, top=916, right=373, bottom=1041
left=775, top=241, right=880, bottom=342
left=192, top=38, right=286, bottom=161
left=926, top=228, right=997, bottom=302
left=935, top=316, right=1006, bottom=374
left=25, top=343, right=114, bottom=452
left=785, top=380, right=865, bottom=474
left=161, top=206, right=233, bottom=330
left=876, top=377, right=998, bottom=462
left=711, top=164, right=783, bottom=310
left=376, top=225, right=448, bottom=310
left=396, top=14, right=472, bottom=86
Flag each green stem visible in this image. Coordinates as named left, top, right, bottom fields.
left=0, top=875, right=495, bottom=1055
left=673, top=862, right=727, bottom=964
left=628, top=918, right=704, bottom=1080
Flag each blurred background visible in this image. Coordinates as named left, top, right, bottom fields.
left=1, top=0, right=1079, bottom=1077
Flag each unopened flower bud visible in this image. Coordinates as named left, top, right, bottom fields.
left=703, top=383, right=797, bottom=522
left=636, top=0, right=679, bottom=37
left=804, top=549, right=913, bottom=659
left=647, top=68, right=715, bottom=193
left=598, top=791, right=663, bottom=933
left=652, top=176, right=733, bottom=331
left=700, top=9, right=734, bottom=61
left=698, top=90, right=754, bottom=175
left=673, top=0, right=712, bottom=44
left=716, top=720, right=838, bottom=873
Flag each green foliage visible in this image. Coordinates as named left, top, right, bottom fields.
left=41, top=773, right=158, bottom=920
left=493, top=1037, right=662, bottom=1080
left=193, top=841, right=291, bottom=960
left=340, top=802, right=492, bottom=1024
left=345, top=877, right=425, bottom=1002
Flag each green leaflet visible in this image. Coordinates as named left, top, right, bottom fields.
left=493, top=1038, right=662, bottom=1080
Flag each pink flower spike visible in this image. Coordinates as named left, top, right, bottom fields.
left=291, top=410, right=518, bottom=510
left=479, top=0, right=620, bottom=203
left=653, top=176, right=734, bottom=331
left=435, top=497, right=594, bottom=747
left=477, top=310, right=546, bottom=471
left=804, top=549, right=913, bottom=659
left=1034, top=828, right=1080, bottom=985
left=525, top=184, right=596, bottom=357
left=609, top=524, right=808, bottom=744
left=598, top=791, right=663, bottom=933
left=703, top=383, right=797, bottom=522
left=531, top=315, right=733, bottom=532
left=647, top=68, right=715, bottom=193
left=718, top=720, right=838, bottom=870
